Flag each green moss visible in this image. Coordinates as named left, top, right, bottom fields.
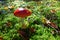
left=0, top=0, right=60, bottom=40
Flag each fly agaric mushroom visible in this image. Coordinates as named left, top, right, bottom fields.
left=14, top=8, right=32, bottom=28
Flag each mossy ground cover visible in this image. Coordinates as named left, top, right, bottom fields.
left=0, top=0, right=60, bottom=40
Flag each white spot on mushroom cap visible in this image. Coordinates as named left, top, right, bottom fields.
left=18, top=8, right=24, bottom=11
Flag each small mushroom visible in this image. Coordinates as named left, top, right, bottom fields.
left=14, top=8, right=32, bottom=18
left=14, top=8, right=32, bottom=29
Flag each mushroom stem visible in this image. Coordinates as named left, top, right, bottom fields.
left=21, top=18, right=26, bottom=29
left=21, top=18, right=24, bottom=24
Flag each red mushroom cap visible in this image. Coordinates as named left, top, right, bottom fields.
left=14, top=8, right=32, bottom=18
